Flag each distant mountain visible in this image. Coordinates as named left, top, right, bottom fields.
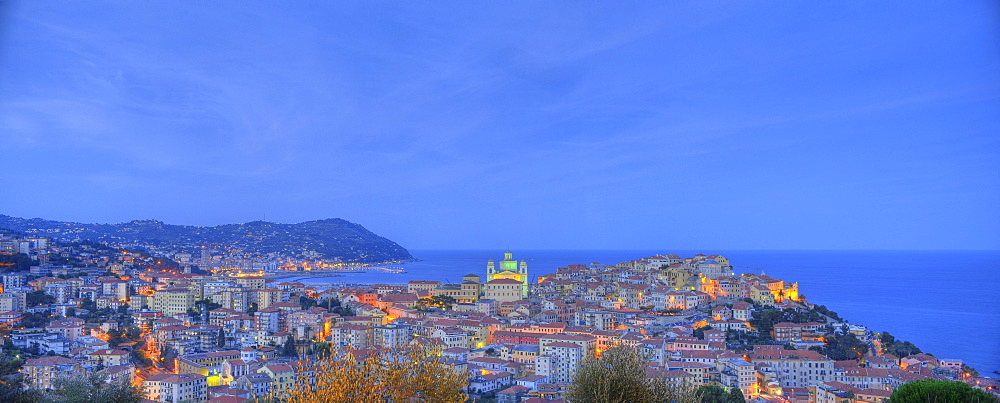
left=0, top=214, right=413, bottom=263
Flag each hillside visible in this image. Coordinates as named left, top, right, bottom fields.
left=0, top=214, right=413, bottom=263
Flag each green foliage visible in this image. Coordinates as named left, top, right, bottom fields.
left=749, top=309, right=783, bottom=335
left=197, top=298, right=222, bottom=312
left=696, top=385, right=746, bottom=403
left=727, top=387, right=746, bottom=402
left=314, top=341, right=332, bottom=358
left=879, top=331, right=923, bottom=357
left=317, top=298, right=339, bottom=309
left=332, top=305, right=354, bottom=317
left=724, top=328, right=777, bottom=352
left=962, top=364, right=980, bottom=378
left=0, top=368, right=42, bottom=403
left=0, top=357, right=24, bottom=376
left=890, top=379, right=997, bottom=402
left=779, top=307, right=829, bottom=323
left=299, top=296, right=317, bottom=309
left=43, top=372, right=145, bottom=403
left=809, top=333, right=868, bottom=361
left=0, top=253, right=38, bottom=272
left=282, top=336, right=298, bottom=357
left=811, top=305, right=841, bottom=321
left=697, top=385, right=727, bottom=402
left=130, top=349, right=152, bottom=368
left=418, top=295, right=457, bottom=310
left=26, top=291, right=55, bottom=307
left=108, top=326, right=143, bottom=346
left=693, top=325, right=713, bottom=340
left=20, top=311, right=51, bottom=328
left=217, top=328, right=226, bottom=348
left=568, top=345, right=698, bottom=403
left=80, top=298, right=98, bottom=312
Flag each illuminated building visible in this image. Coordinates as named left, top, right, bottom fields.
left=142, top=373, right=208, bottom=403
left=486, top=251, right=529, bottom=299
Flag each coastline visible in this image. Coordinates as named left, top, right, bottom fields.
left=268, top=249, right=1000, bottom=375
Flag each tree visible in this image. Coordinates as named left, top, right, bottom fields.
left=0, top=253, right=38, bottom=272
left=879, top=331, right=923, bottom=357
left=693, top=325, right=713, bottom=340
left=197, top=298, right=222, bottom=312
left=130, top=349, right=152, bottom=368
left=44, top=371, right=144, bottom=403
left=0, top=357, right=42, bottom=403
left=26, top=291, right=55, bottom=307
left=314, top=342, right=332, bottom=358
left=696, top=385, right=728, bottom=402
left=890, top=379, right=997, bottom=402
left=748, top=309, right=784, bottom=336
left=809, top=333, right=868, bottom=361
left=568, top=345, right=699, bottom=403
left=282, top=336, right=298, bottom=358
left=299, top=296, right=317, bottom=310
left=696, top=385, right=746, bottom=403
left=276, top=348, right=467, bottom=402
left=332, top=306, right=354, bottom=317
left=962, top=364, right=980, bottom=379
left=417, top=295, right=456, bottom=310
left=80, top=298, right=97, bottom=312
left=217, top=328, right=226, bottom=349
left=727, top=387, right=747, bottom=403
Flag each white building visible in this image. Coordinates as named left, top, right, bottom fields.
left=142, top=373, right=208, bottom=402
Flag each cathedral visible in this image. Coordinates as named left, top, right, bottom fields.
left=486, top=250, right=529, bottom=299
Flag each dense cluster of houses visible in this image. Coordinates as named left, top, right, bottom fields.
left=2, top=244, right=991, bottom=402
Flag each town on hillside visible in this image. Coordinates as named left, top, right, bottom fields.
left=0, top=234, right=996, bottom=402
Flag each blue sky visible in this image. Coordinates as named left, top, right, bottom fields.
left=1, top=1, right=997, bottom=250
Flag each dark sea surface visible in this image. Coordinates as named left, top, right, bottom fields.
left=278, top=249, right=1000, bottom=375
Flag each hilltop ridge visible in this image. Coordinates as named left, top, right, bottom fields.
left=0, top=214, right=413, bottom=263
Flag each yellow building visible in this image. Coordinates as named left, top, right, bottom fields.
left=258, top=363, right=296, bottom=393
left=152, top=288, right=196, bottom=315
left=486, top=251, right=529, bottom=299
left=484, top=279, right=523, bottom=303
left=235, top=276, right=267, bottom=290
left=142, top=373, right=208, bottom=402
left=22, top=356, right=82, bottom=390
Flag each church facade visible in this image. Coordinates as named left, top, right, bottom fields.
left=486, top=250, right=529, bottom=299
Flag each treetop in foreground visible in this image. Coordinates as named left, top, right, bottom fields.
left=275, top=348, right=467, bottom=403
left=890, top=379, right=998, bottom=403
left=568, top=344, right=699, bottom=403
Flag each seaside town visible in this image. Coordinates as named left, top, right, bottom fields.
left=0, top=233, right=996, bottom=402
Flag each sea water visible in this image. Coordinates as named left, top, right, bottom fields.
left=278, top=249, right=1000, bottom=375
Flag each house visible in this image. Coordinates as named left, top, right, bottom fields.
left=469, top=371, right=512, bottom=394
left=143, top=373, right=209, bottom=403
left=231, top=373, right=273, bottom=396
left=88, top=349, right=130, bottom=367
left=22, top=356, right=82, bottom=390
left=257, top=363, right=296, bottom=393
